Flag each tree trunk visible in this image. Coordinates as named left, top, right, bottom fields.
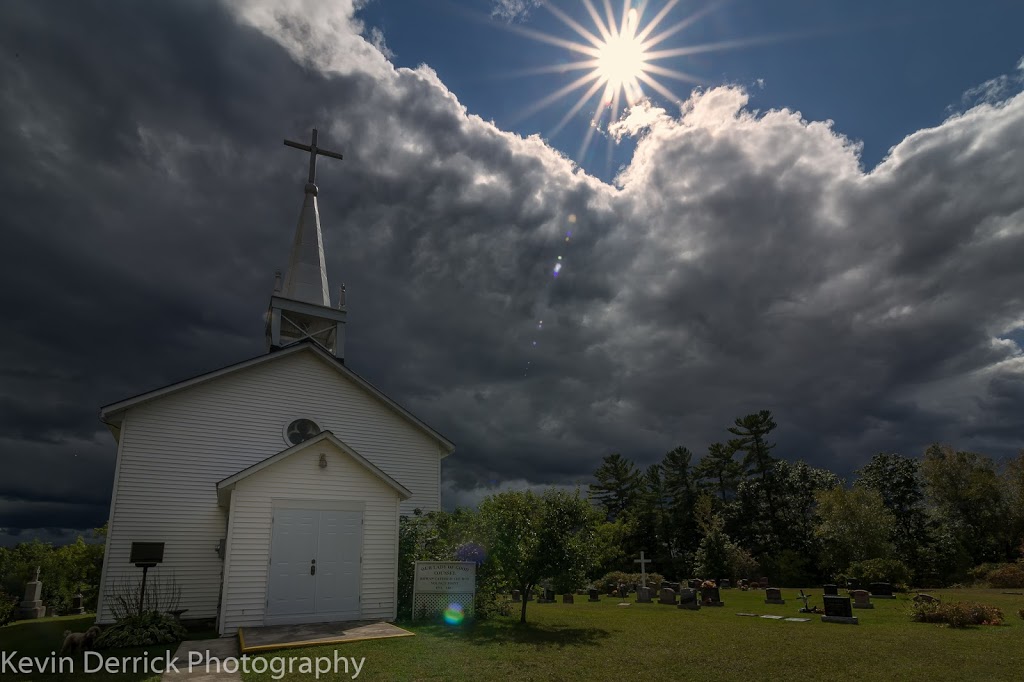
left=520, top=583, right=530, bottom=623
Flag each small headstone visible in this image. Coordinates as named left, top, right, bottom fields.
left=823, top=584, right=839, bottom=596
left=588, top=588, right=600, bottom=602
left=784, top=617, right=811, bottom=622
left=913, top=593, right=940, bottom=604
left=562, top=593, right=574, bottom=604
left=736, top=612, right=758, bottom=617
left=658, top=588, right=677, bottom=605
left=677, top=588, right=701, bottom=610
left=701, top=585, right=724, bottom=607
left=821, top=595, right=858, bottom=624
left=688, top=579, right=700, bottom=589
left=18, top=567, right=45, bottom=620
left=636, top=586, right=652, bottom=603
left=526, top=591, right=535, bottom=601
left=869, top=582, right=895, bottom=599
left=540, top=588, right=555, bottom=603
left=758, top=576, right=770, bottom=589
left=851, top=589, right=873, bottom=609
left=846, top=578, right=860, bottom=591
left=764, top=587, right=785, bottom=605
left=511, top=589, right=521, bottom=602
left=760, top=614, right=784, bottom=619
left=721, top=579, right=731, bottom=589
left=71, top=593, right=86, bottom=615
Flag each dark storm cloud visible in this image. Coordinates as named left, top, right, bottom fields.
left=0, top=0, right=1021, bottom=535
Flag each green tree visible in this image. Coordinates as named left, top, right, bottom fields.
left=660, top=446, right=699, bottom=574
left=694, top=442, right=742, bottom=503
left=633, top=464, right=671, bottom=570
left=728, top=410, right=779, bottom=481
left=479, top=489, right=597, bottom=623
left=922, top=444, right=1008, bottom=567
left=693, top=495, right=751, bottom=581
left=589, top=453, right=641, bottom=521
left=856, top=452, right=932, bottom=581
left=813, top=486, right=895, bottom=576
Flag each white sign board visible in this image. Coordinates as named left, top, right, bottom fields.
left=412, top=561, right=476, bottom=620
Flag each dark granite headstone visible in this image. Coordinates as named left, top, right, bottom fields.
left=721, top=579, right=731, bottom=589
left=678, top=588, right=701, bottom=610
left=511, top=589, right=521, bottom=602
left=764, top=587, right=785, bottom=605
left=821, top=595, right=858, bottom=624
left=588, top=588, right=600, bottom=602
left=870, top=582, right=895, bottom=598
left=658, top=588, right=677, bottom=605
left=562, top=593, right=574, bottom=604
left=823, top=584, right=839, bottom=596
left=846, top=578, right=860, bottom=591
left=542, top=588, right=556, bottom=603
left=701, top=585, right=724, bottom=606
left=688, top=579, right=700, bottom=589
left=71, top=593, right=86, bottom=615
left=636, top=586, right=652, bottom=603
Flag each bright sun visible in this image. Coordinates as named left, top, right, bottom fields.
left=505, top=0, right=766, bottom=167
left=596, top=9, right=645, bottom=97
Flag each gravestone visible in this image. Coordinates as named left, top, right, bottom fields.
left=851, top=589, right=873, bottom=609
left=540, top=588, right=556, bottom=603
left=511, top=589, right=521, bottom=602
left=870, top=582, right=895, bottom=599
left=758, top=576, right=770, bottom=589
left=677, top=588, right=700, bottom=610
left=721, top=579, right=731, bottom=589
left=913, top=593, right=940, bottom=604
left=658, top=588, right=677, bottom=605
left=701, top=585, right=724, bottom=607
left=562, top=593, right=574, bottom=604
left=688, top=579, right=700, bottom=589
left=846, top=578, right=860, bottom=591
left=526, top=591, right=535, bottom=601
left=797, top=589, right=818, bottom=613
left=588, top=588, right=600, bottom=602
left=636, top=587, right=652, bottom=603
left=821, top=595, right=859, bottom=624
left=71, top=593, right=86, bottom=615
left=764, top=587, right=785, bottom=605
left=18, top=566, right=45, bottom=620
left=823, top=584, right=839, bottom=596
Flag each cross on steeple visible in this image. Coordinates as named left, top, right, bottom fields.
left=284, top=128, right=343, bottom=191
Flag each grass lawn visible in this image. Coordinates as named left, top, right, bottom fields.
left=0, top=614, right=216, bottom=681
left=241, top=588, right=1024, bottom=682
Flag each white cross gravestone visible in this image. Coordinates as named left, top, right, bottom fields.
left=634, top=551, right=652, bottom=588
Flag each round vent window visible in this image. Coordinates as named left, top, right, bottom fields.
left=285, top=418, right=321, bottom=446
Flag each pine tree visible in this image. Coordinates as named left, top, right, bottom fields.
left=727, top=410, right=778, bottom=480
left=694, top=441, right=743, bottom=502
left=589, top=453, right=641, bottom=521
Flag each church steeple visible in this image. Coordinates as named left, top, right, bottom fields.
left=266, top=128, right=348, bottom=361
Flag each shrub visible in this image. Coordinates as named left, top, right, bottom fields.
left=93, top=611, right=187, bottom=649
left=911, top=600, right=1004, bottom=628
left=595, top=571, right=665, bottom=593
left=1018, top=608, right=1024, bottom=621
left=0, top=591, right=15, bottom=627
left=846, top=558, right=911, bottom=587
left=985, top=564, right=1024, bottom=589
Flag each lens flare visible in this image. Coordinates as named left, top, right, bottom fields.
left=443, top=603, right=465, bottom=625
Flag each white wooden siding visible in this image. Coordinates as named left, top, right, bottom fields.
left=98, top=348, right=439, bottom=624
left=220, top=441, right=399, bottom=634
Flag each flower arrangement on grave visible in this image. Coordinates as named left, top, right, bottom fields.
left=701, top=580, right=717, bottom=589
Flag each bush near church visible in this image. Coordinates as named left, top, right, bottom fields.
left=0, top=591, right=15, bottom=627
left=93, top=611, right=188, bottom=649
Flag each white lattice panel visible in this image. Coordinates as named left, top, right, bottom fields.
left=413, top=593, right=475, bottom=620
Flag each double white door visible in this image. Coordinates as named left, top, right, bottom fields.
left=266, top=508, right=362, bottom=621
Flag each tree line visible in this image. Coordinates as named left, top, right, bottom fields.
left=587, top=409, right=1024, bottom=588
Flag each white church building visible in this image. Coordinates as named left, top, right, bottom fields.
left=95, top=130, right=454, bottom=635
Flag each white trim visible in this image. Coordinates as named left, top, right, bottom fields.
left=392, top=498, right=400, bottom=621
left=98, top=342, right=454, bottom=454
left=216, top=432, right=412, bottom=503
left=217, top=490, right=237, bottom=636
left=272, top=499, right=366, bottom=512
left=95, top=414, right=129, bottom=624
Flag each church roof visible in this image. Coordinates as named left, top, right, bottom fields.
left=215, top=430, right=412, bottom=505
left=99, top=341, right=456, bottom=455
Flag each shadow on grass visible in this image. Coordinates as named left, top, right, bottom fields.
left=413, top=619, right=611, bottom=649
